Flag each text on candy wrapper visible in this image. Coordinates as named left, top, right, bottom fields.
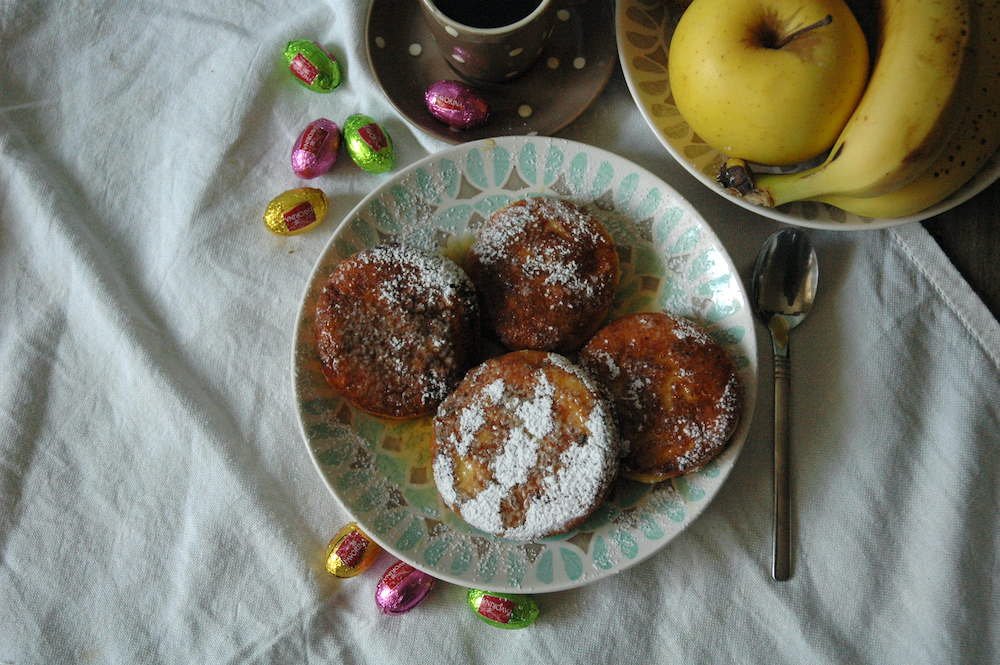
left=477, top=595, right=515, bottom=623
left=290, top=54, right=319, bottom=84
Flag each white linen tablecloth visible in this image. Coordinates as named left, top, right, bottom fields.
left=1, top=2, right=997, bottom=663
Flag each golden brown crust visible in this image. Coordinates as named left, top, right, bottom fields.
left=579, top=312, right=741, bottom=482
left=432, top=351, right=620, bottom=540
left=314, top=243, right=479, bottom=419
left=468, top=198, right=619, bottom=353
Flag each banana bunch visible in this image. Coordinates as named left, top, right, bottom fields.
left=722, top=0, right=999, bottom=219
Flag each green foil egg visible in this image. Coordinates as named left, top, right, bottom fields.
left=343, top=114, right=395, bottom=174
left=283, top=39, right=341, bottom=93
left=467, top=589, right=539, bottom=629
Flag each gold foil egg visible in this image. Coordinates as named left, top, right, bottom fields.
left=325, top=522, right=382, bottom=578
left=263, top=187, right=328, bottom=235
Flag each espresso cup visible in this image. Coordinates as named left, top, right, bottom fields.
left=418, top=0, right=556, bottom=83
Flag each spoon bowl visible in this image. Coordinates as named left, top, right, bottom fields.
left=751, top=228, right=819, bottom=581
left=752, top=230, right=819, bottom=338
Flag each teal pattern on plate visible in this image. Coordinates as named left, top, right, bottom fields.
left=560, top=547, right=583, bottom=581
left=535, top=550, right=554, bottom=584
left=423, top=537, right=451, bottom=566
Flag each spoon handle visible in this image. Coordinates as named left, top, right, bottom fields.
left=772, top=351, right=791, bottom=581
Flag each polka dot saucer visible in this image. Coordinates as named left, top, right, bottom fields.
left=365, top=0, right=616, bottom=144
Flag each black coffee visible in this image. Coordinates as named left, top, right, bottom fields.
left=432, top=0, right=542, bottom=29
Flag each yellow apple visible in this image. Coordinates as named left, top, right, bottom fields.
left=668, top=0, right=869, bottom=166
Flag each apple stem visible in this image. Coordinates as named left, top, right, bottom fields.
left=775, top=14, right=833, bottom=49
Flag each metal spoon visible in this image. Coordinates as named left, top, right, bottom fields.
left=751, top=228, right=818, bottom=581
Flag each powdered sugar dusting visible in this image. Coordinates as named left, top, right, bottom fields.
left=361, top=243, right=470, bottom=308
left=315, top=242, right=478, bottom=415
left=578, top=311, right=742, bottom=477
left=521, top=251, right=597, bottom=299
left=544, top=352, right=598, bottom=387
left=516, top=372, right=555, bottom=439
left=482, top=378, right=505, bottom=402
left=433, top=353, right=621, bottom=541
left=456, top=404, right=485, bottom=456
left=504, top=437, right=607, bottom=541
left=491, top=427, right=538, bottom=488
left=589, top=348, right=620, bottom=379
left=433, top=454, right=458, bottom=506
left=467, top=197, right=620, bottom=352
left=625, top=374, right=651, bottom=411
left=455, top=379, right=505, bottom=456
left=473, top=198, right=604, bottom=275
left=670, top=315, right=713, bottom=345
left=671, top=373, right=741, bottom=472
left=489, top=371, right=554, bottom=488
left=460, top=483, right=505, bottom=535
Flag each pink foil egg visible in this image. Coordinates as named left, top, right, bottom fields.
left=291, top=118, right=340, bottom=178
left=424, top=80, right=490, bottom=130
left=374, top=560, right=436, bottom=614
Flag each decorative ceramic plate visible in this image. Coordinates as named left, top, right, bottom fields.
left=616, top=0, right=1000, bottom=230
left=293, top=136, right=758, bottom=593
left=366, top=0, right=616, bottom=144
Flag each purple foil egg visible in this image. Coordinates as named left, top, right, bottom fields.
left=424, top=80, right=490, bottom=130
left=374, top=561, right=436, bottom=614
left=291, top=118, right=340, bottom=178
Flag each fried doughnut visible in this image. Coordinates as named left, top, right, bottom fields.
left=314, top=243, right=479, bottom=419
left=468, top=197, right=619, bottom=353
left=432, top=350, right=620, bottom=541
left=579, top=312, right=741, bottom=482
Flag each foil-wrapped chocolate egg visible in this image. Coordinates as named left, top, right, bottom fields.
left=262, top=187, right=328, bottom=235
left=283, top=40, right=341, bottom=92
left=343, top=114, right=394, bottom=173
left=424, top=80, right=490, bottom=130
left=324, top=523, right=382, bottom=578
left=291, top=118, right=340, bottom=179
left=467, top=589, right=539, bottom=629
left=374, top=561, right=436, bottom=614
